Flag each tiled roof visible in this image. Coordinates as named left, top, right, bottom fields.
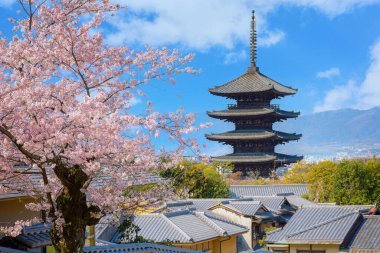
left=211, top=153, right=276, bottom=163
left=203, top=211, right=249, bottom=235
left=0, top=246, right=28, bottom=253
left=206, top=130, right=301, bottom=142
left=0, top=244, right=203, bottom=253
left=275, top=153, right=304, bottom=164
left=284, top=195, right=316, bottom=208
left=225, top=201, right=263, bottom=216
left=209, top=71, right=297, bottom=96
left=133, top=213, right=192, bottom=243
left=265, top=206, right=362, bottom=245
left=211, top=153, right=303, bottom=164
left=15, top=223, right=51, bottom=248
left=84, top=243, right=204, bottom=253
left=189, top=199, right=233, bottom=211
left=250, top=196, right=295, bottom=213
left=207, top=108, right=300, bottom=119
left=112, top=210, right=247, bottom=244
left=230, top=184, right=308, bottom=198
left=349, top=216, right=380, bottom=252
left=165, top=200, right=197, bottom=211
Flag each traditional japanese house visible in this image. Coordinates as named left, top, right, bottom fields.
left=206, top=11, right=302, bottom=176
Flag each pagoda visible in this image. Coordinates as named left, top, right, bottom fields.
left=206, top=11, right=302, bottom=177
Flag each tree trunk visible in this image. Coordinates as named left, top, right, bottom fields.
left=50, top=164, right=101, bottom=253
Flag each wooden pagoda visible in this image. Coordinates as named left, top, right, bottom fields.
left=206, top=11, right=302, bottom=177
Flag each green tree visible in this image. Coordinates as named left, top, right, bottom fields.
left=364, top=157, right=380, bottom=206
left=283, top=161, right=312, bottom=184
left=307, top=160, right=337, bottom=203
left=160, top=160, right=231, bottom=198
left=331, top=159, right=376, bottom=205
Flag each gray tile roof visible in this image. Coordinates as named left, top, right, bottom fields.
left=207, top=108, right=300, bottom=119
left=349, top=216, right=380, bottom=252
left=14, top=223, right=51, bottom=248
left=206, top=130, right=301, bottom=142
left=117, top=210, right=247, bottom=244
left=225, top=201, right=263, bottom=216
left=209, top=71, right=297, bottom=96
left=212, top=153, right=303, bottom=164
left=265, top=206, right=362, bottom=245
left=250, top=196, right=296, bottom=213
left=230, top=184, right=308, bottom=198
left=0, top=246, right=28, bottom=253
left=285, top=195, right=316, bottom=208
left=165, top=200, right=197, bottom=211
left=202, top=211, right=249, bottom=235
left=133, top=213, right=192, bottom=243
left=189, top=199, right=233, bottom=211
left=83, top=243, right=203, bottom=253
left=212, top=153, right=277, bottom=163
left=0, top=243, right=203, bottom=253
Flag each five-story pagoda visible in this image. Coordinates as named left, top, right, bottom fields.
left=206, top=11, right=302, bottom=177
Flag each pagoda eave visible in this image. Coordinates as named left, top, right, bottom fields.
left=205, top=131, right=301, bottom=142
left=211, top=153, right=303, bottom=165
left=211, top=153, right=276, bottom=163
left=207, top=109, right=300, bottom=120
left=275, top=153, right=304, bottom=164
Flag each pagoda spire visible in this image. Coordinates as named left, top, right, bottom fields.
left=248, top=10, right=258, bottom=73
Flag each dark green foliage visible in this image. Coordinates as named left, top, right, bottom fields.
left=331, top=158, right=380, bottom=206
left=160, top=160, right=231, bottom=198
left=284, top=157, right=380, bottom=206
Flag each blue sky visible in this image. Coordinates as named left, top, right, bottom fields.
left=1, top=0, right=380, bottom=155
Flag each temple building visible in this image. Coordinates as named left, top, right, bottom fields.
left=206, top=11, right=302, bottom=177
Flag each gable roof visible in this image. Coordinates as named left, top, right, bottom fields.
left=266, top=206, right=362, bottom=245
left=230, top=184, right=308, bottom=198
left=112, top=210, right=247, bottom=244
left=221, top=201, right=264, bottom=216
left=349, top=216, right=380, bottom=252
left=250, top=196, right=295, bottom=213
left=189, top=199, right=234, bottom=211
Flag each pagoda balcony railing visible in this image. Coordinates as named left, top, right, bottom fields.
left=228, top=103, right=280, bottom=110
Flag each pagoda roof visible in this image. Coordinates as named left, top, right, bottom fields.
left=275, top=153, right=303, bottom=164
left=209, top=70, right=297, bottom=97
left=205, top=130, right=301, bottom=142
left=211, top=153, right=303, bottom=164
left=207, top=108, right=300, bottom=119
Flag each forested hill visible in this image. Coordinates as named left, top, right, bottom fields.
left=275, top=106, right=380, bottom=155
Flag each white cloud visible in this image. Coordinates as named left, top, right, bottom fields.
left=0, top=0, right=16, bottom=7
left=314, top=38, right=380, bottom=112
left=258, top=30, right=286, bottom=47
left=107, top=0, right=380, bottom=50
left=224, top=50, right=247, bottom=64
left=316, top=67, right=341, bottom=79
left=314, top=80, right=357, bottom=112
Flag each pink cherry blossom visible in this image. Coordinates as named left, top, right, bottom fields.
left=0, top=1, right=206, bottom=252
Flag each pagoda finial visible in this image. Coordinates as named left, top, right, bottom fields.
left=248, top=10, right=258, bottom=73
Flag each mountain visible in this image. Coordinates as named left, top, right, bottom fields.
left=275, top=106, right=380, bottom=157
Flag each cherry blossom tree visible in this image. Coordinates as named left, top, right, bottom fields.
left=0, top=1, right=201, bottom=252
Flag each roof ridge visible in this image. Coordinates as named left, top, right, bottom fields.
left=286, top=211, right=359, bottom=238
left=194, top=212, right=227, bottom=236
left=203, top=211, right=247, bottom=229
left=230, top=200, right=261, bottom=205
left=160, top=214, right=193, bottom=242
